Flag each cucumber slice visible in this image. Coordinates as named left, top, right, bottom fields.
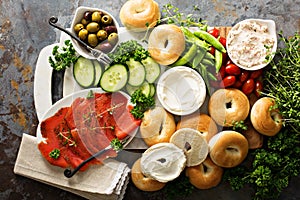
left=140, top=81, right=151, bottom=97
left=149, top=83, right=156, bottom=97
left=73, top=56, right=95, bottom=88
left=126, top=58, right=146, bottom=86
left=141, top=57, right=161, bottom=83
left=93, top=60, right=102, bottom=86
left=126, top=84, right=139, bottom=96
left=100, top=64, right=128, bottom=92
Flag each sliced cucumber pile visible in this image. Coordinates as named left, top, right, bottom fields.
left=74, top=55, right=161, bottom=95
left=100, top=56, right=160, bottom=95
left=73, top=56, right=103, bottom=88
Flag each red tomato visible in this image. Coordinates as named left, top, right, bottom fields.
left=242, top=79, right=255, bottom=95
left=226, top=59, right=233, bottom=66
left=219, top=65, right=226, bottom=79
left=222, top=52, right=228, bottom=65
left=208, top=28, right=220, bottom=38
left=255, top=80, right=263, bottom=97
left=250, top=69, right=263, bottom=79
left=225, top=64, right=241, bottom=75
left=233, top=80, right=243, bottom=88
left=219, top=37, right=227, bottom=47
left=239, top=70, right=250, bottom=83
left=209, top=46, right=215, bottom=55
left=222, top=76, right=236, bottom=88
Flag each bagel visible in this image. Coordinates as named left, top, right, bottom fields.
left=148, top=24, right=186, bottom=65
left=250, top=97, right=282, bottom=136
left=140, top=143, right=186, bottom=183
left=208, top=88, right=250, bottom=127
left=176, top=113, right=218, bottom=142
left=209, top=131, right=248, bottom=168
left=131, top=158, right=166, bottom=192
left=185, top=156, right=224, bottom=189
left=140, top=106, right=176, bottom=146
left=170, top=128, right=209, bottom=167
left=243, top=120, right=264, bottom=149
left=119, top=0, right=160, bottom=32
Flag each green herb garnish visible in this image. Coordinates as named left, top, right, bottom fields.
left=108, top=40, right=149, bottom=64
left=48, top=40, right=78, bottom=71
left=86, top=90, right=95, bottom=99
left=49, top=148, right=60, bottom=159
left=232, top=120, right=248, bottom=131
left=130, top=89, right=155, bottom=119
left=110, top=138, right=123, bottom=151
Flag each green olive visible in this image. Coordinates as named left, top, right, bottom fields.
left=74, top=23, right=84, bottom=33
left=81, top=18, right=90, bottom=26
left=92, top=11, right=102, bottom=23
left=108, top=33, right=118, bottom=45
left=97, top=30, right=108, bottom=41
left=87, top=34, right=98, bottom=47
left=86, top=22, right=100, bottom=33
left=101, top=14, right=113, bottom=25
left=78, top=29, right=88, bottom=41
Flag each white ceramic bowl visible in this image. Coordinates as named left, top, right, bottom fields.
left=70, top=6, right=120, bottom=59
left=156, top=66, right=206, bottom=116
left=226, top=19, right=277, bottom=71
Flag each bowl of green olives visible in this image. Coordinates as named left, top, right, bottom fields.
left=71, top=6, right=119, bottom=58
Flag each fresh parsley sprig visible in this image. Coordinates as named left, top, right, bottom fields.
left=48, top=40, right=78, bottom=71
left=130, top=89, right=155, bottom=119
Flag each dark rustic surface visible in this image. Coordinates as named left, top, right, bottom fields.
left=0, top=0, right=299, bottom=199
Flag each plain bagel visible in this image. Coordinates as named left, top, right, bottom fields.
left=208, top=88, right=250, bottom=127
left=185, top=156, right=224, bottom=189
left=148, top=24, right=185, bottom=65
left=250, top=97, right=282, bottom=136
left=170, top=128, right=209, bottom=167
left=176, top=113, right=218, bottom=142
left=119, top=0, right=160, bottom=31
left=209, top=131, right=249, bottom=168
left=140, top=143, right=186, bottom=183
left=140, top=106, right=176, bottom=146
left=131, top=158, right=166, bottom=192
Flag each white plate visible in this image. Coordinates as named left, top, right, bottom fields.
left=36, top=88, right=138, bottom=148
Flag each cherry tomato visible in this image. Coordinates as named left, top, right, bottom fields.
left=208, top=28, right=220, bottom=38
left=250, top=69, right=263, bottom=79
left=254, top=80, right=263, bottom=97
left=225, top=64, right=241, bottom=75
left=226, top=59, right=233, bottom=66
left=233, top=80, right=242, bottom=88
left=222, top=75, right=236, bottom=88
left=219, top=65, right=226, bottom=79
left=219, top=36, right=227, bottom=47
left=242, top=79, right=255, bottom=95
left=222, top=52, right=228, bottom=65
left=209, top=46, right=215, bottom=55
left=239, top=70, right=250, bottom=83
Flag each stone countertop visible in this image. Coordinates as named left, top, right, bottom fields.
left=0, top=0, right=299, bottom=199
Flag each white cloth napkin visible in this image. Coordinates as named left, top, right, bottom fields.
left=14, top=133, right=130, bottom=200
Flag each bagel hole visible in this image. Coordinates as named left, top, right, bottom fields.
left=226, top=147, right=238, bottom=153
left=270, top=111, right=281, bottom=123
left=184, top=142, right=192, bottom=152
left=158, top=122, right=163, bottom=135
left=164, top=40, right=169, bottom=48
left=226, top=101, right=232, bottom=109
left=202, top=164, right=208, bottom=173
left=157, top=158, right=166, bottom=163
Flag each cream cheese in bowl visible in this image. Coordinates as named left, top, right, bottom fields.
left=157, top=66, right=206, bottom=116
left=226, top=19, right=277, bottom=70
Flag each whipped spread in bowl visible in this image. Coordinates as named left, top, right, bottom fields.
left=227, top=19, right=277, bottom=70
left=156, top=66, right=206, bottom=116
